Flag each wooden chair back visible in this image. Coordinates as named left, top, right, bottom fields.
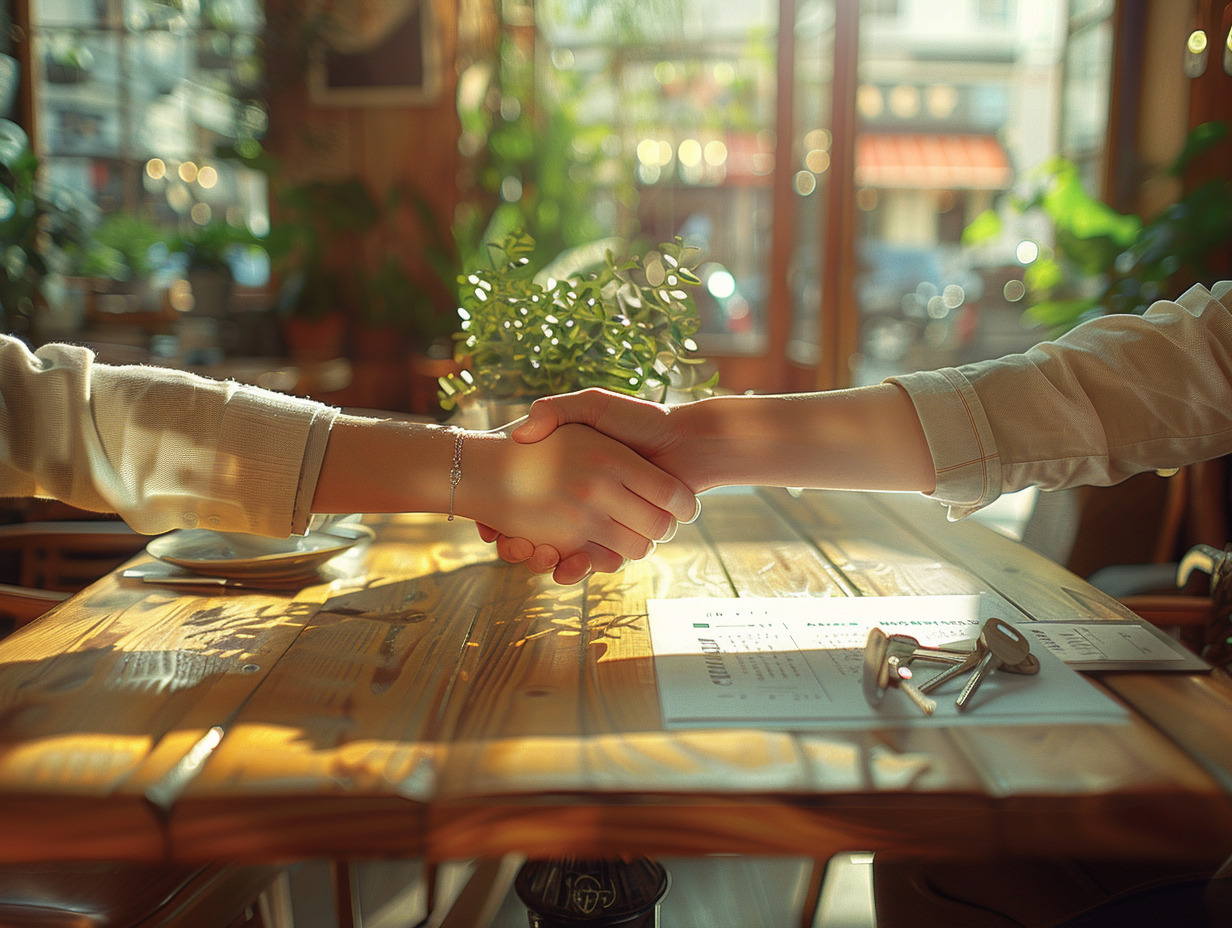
left=0, top=521, right=153, bottom=594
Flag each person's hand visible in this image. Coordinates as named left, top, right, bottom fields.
left=513, top=389, right=704, bottom=487
left=474, top=522, right=602, bottom=584
left=477, top=390, right=707, bottom=578
left=460, top=422, right=694, bottom=580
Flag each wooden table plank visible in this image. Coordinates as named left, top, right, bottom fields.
left=0, top=548, right=346, bottom=860
left=772, top=489, right=1232, bottom=842
left=1101, top=671, right=1232, bottom=794
left=168, top=519, right=496, bottom=786
left=859, top=491, right=1140, bottom=622
left=864, top=493, right=1232, bottom=793
left=578, top=518, right=822, bottom=794
left=694, top=488, right=852, bottom=598
left=0, top=561, right=329, bottom=794
left=776, top=488, right=990, bottom=597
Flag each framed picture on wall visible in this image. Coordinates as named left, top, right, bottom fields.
left=309, top=0, right=441, bottom=107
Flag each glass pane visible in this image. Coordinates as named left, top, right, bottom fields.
left=31, top=0, right=108, bottom=28
left=29, top=0, right=270, bottom=293
left=1061, top=20, right=1112, bottom=160
left=517, top=0, right=779, bottom=355
left=31, top=1, right=265, bottom=197
left=1069, top=0, right=1114, bottom=22
left=35, top=28, right=123, bottom=156
left=786, top=0, right=836, bottom=368
left=848, top=0, right=1095, bottom=385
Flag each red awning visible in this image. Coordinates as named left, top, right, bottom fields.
left=856, top=134, right=1012, bottom=190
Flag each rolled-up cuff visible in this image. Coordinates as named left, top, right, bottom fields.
left=214, top=387, right=340, bottom=536
left=886, top=369, right=1002, bottom=520
left=291, top=406, right=340, bottom=534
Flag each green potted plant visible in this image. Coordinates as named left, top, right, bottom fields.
left=87, top=213, right=167, bottom=280
left=439, top=230, right=717, bottom=425
left=964, top=120, right=1232, bottom=334
left=168, top=218, right=258, bottom=317
left=0, top=119, right=93, bottom=337
left=45, top=32, right=94, bottom=85
left=264, top=176, right=380, bottom=359
left=70, top=211, right=174, bottom=315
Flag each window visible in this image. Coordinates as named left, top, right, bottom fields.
left=976, top=0, right=1012, bottom=26
left=460, top=0, right=1116, bottom=391
left=1060, top=0, right=1115, bottom=189
left=29, top=0, right=268, bottom=285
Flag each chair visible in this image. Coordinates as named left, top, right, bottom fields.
left=1078, top=456, right=1230, bottom=648
left=1119, top=543, right=1232, bottom=671
left=0, top=582, right=69, bottom=636
left=0, top=519, right=152, bottom=637
left=0, top=520, right=153, bottom=596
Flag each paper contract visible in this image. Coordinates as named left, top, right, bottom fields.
left=647, top=595, right=1128, bottom=729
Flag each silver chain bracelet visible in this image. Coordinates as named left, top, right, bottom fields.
left=447, top=428, right=464, bottom=521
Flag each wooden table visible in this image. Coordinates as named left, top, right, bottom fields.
left=1, top=487, right=1230, bottom=874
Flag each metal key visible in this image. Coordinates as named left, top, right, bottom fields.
left=916, top=644, right=984, bottom=695
left=863, top=628, right=937, bottom=715
left=926, top=635, right=1040, bottom=678
left=917, top=639, right=1039, bottom=694
left=884, top=634, right=970, bottom=677
left=955, top=617, right=1031, bottom=710
left=862, top=627, right=893, bottom=708
left=1007, top=652, right=1040, bottom=676
left=888, top=657, right=939, bottom=715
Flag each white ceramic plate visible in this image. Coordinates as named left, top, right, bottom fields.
left=146, top=521, right=373, bottom=581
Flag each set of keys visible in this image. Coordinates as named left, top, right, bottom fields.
left=862, top=617, right=1039, bottom=715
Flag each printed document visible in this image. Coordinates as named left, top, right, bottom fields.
left=647, top=595, right=1129, bottom=729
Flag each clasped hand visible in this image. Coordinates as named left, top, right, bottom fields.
left=474, top=390, right=700, bottom=584
left=464, top=419, right=695, bottom=582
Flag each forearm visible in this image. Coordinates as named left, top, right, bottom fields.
left=313, top=417, right=521, bottom=521
left=669, top=384, right=935, bottom=493
left=312, top=415, right=456, bottom=516
left=891, top=281, right=1232, bottom=519
left=314, top=417, right=691, bottom=560
left=0, top=335, right=334, bottom=536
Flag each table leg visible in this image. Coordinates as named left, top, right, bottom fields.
left=515, top=857, right=670, bottom=927
left=332, top=860, right=359, bottom=928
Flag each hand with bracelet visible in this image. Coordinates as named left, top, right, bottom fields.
left=1, top=334, right=696, bottom=580
left=313, top=415, right=695, bottom=573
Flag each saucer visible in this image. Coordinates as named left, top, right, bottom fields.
left=146, top=521, right=373, bottom=582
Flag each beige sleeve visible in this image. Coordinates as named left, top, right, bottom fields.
left=890, top=280, right=1232, bottom=519
left=0, top=336, right=339, bottom=536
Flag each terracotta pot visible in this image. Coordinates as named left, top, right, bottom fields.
left=282, top=313, right=347, bottom=361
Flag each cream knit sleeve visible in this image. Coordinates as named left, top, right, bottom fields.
left=0, top=336, right=339, bottom=536
left=890, top=280, right=1232, bottom=519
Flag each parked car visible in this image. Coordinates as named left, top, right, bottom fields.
left=855, top=240, right=984, bottom=365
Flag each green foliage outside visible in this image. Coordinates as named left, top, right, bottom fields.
left=964, top=120, right=1232, bottom=333
left=82, top=213, right=167, bottom=279
left=0, top=119, right=93, bottom=335
left=439, top=230, right=717, bottom=409
left=454, top=31, right=620, bottom=276
left=167, top=218, right=258, bottom=272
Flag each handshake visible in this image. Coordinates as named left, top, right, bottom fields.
left=460, top=383, right=934, bottom=584
left=467, top=388, right=707, bottom=585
